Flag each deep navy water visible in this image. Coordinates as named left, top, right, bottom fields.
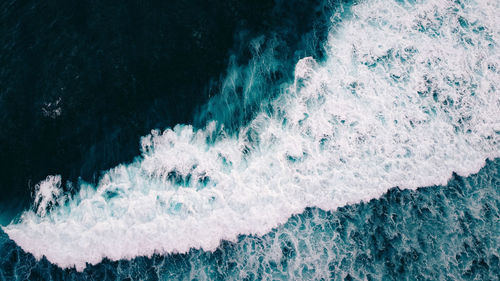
left=0, top=0, right=331, bottom=221
left=1, top=0, right=499, bottom=280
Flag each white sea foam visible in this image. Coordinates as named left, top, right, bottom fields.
left=33, top=175, right=62, bottom=217
left=3, top=0, right=499, bottom=271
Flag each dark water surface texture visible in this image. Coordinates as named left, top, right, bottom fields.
left=0, top=0, right=331, bottom=221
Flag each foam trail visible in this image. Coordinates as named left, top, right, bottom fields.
left=4, top=0, right=499, bottom=271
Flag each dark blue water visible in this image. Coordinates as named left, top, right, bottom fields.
left=0, top=0, right=333, bottom=223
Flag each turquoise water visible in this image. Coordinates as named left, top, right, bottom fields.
left=1, top=159, right=498, bottom=280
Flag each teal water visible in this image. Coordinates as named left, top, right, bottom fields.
left=1, top=159, right=498, bottom=280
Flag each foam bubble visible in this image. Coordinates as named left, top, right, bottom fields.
left=3, top=0, right=499, bottom=271
left=33, top=175, right=62, bottom=217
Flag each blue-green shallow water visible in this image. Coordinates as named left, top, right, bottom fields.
left=1, top=158, right=498, bottom=280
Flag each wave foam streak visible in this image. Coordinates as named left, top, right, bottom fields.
left=3, top=0, right=500, bottom=270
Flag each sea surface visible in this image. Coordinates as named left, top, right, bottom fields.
left=0, top=0, right=498, bottom=280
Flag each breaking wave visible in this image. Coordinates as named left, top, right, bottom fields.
left=3, top=0, right=499, bottom=271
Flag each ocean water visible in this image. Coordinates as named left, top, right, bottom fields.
left=0, top=0, right=331, bottom=222
left=1, top=0, right=499, bottom=280
left=0, top=159, right=498, bottom=280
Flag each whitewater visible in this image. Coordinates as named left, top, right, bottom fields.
left=3, top=0, right=499, bottom=271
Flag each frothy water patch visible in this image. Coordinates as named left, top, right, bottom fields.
left=3, top=0, right=500, bottom=271
left=32, top=175, right=62, bottom=217
left=1, top=159, right=498, bottom=280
